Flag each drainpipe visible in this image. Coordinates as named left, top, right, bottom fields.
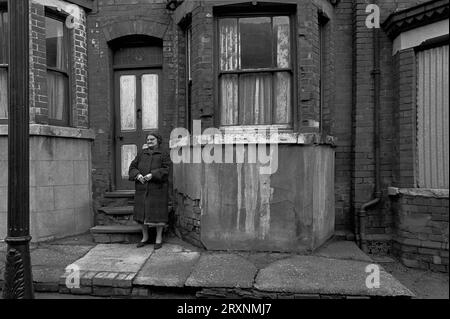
left=356, top=18, right=382, bottom=251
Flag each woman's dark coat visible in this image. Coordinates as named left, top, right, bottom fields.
left=128, top=147, right=171, bottom=224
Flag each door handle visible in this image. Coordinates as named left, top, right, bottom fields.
left=137, top=108, right=142, bottom=119
left=116, top=135, right=123, bottom=141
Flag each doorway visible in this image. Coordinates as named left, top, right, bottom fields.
left=114, top=69, right=161, bottom=190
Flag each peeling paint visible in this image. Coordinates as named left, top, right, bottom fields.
left=259, top=173, right=273, bottom=240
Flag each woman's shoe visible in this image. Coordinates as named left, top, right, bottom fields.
left=136, top=241, right=148, bottom=248
left=154, top=243, right=162, bottom=250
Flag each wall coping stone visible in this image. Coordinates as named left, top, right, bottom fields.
left=0, top=124, right=95, bottom=140
left=170, top=132, right=336, bottom=148
left=388, top=187, right=449, bottom=199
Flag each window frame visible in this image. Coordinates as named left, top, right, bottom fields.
left=0, top=3, right=8, bottom=124
left=45, top=8, right=72, bottom=127
left=213, top=6, right=297, bottom=130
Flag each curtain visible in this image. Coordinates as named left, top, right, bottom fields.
left=47, top=71, right=67, bottom=121
left=220, top=74, right=238, bottom=125
left=0, top=11, right=7, bottom=65
left=0, top=69, right=7, bottom=119
left=239, top=73, right=272, bottom=125
left=219, top=18, right=238, bottom=71
left=274, top=72, right=291, bottom=124
left=0, top=11, right=7, bottom=119
left=45, top=17, right=66, bottom=70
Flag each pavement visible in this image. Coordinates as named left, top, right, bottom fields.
left=0, top=234, right=428, bottom=299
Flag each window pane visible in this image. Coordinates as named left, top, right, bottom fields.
left=274, top=16, right=290, bottom=68
left=0, top=68, right=7, bottom=119
left=46, top=17, right=67, bottom=70
left=120, top=75, right=136, bottom=131
left=142, top=74, right=158, bottom=130
left=239, top=73, right=272, bottom=125
left=274, top=72, right=291, bottom=124
left=219, top=18, right=238, bottom=71
left=47, top=71, right=68, bottom=121
left=121, top=144, right=137, bottom=179
left=220, top=74, right=238, bottom=125
left=0, top=10, right=8, bottom=64
left=240, top=17, right=272, bottom=70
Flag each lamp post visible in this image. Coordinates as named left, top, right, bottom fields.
left=2, top=0, right=34, bottom=299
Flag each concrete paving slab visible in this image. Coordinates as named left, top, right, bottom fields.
left=314, top=241, right=373, bottom=262
left=31, top=245, right=93, bottom=267
left=185, top=253, right=257, bottom=289
left=68, top=244, right=153, bottom=273
left=31, top=245, right=93, bottom=284
left=254, top=255, right=414, bottom=297
left=134, top=251, right=201, bottom=287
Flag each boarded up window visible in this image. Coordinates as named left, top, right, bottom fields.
left=416, top=44, right=449, bottom=189
left=218, top=16, right=292, bottom=126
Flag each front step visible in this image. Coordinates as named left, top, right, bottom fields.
left=98, top=206, right=134, bottom=216
left=90, top=225, right=142, bottom=243
left=104, top=190, right=135, bottom=198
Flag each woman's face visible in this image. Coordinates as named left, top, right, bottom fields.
left=146, top=135, right=158, bottom=147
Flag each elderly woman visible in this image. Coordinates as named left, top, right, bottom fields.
left=128, top=133, right=171, bottom=249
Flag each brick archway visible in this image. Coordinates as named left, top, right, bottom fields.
left=102, top=20, right=168, bottom=42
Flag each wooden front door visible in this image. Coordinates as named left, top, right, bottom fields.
left=114, top=69, right=161, bottom=190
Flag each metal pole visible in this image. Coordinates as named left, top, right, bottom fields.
left=3, top=0, right=34, bottom=299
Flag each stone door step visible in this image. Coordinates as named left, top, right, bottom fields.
left=90, top=225, right=142, bottom=244
left=104, top=190, right=135, bottom=198
left=98, top=206, right=134, bottom=216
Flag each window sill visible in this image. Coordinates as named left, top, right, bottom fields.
left=388, top=187, right=449, bottom=198
left=0, top=124, right=95, bottom=140
left=170, top=131, right=336, bottom=148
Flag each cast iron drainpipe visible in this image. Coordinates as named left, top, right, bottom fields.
left=356, top=25, right=383, bottom=252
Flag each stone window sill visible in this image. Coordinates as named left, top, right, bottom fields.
left=169, top=132, right=336, bottom=148
left=388, top=187, right=449, bottom=198
left=0, top=124, right=95, bottom=140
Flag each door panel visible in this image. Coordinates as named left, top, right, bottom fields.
left=142, top=74, right=159, bottom=130
left=119, top=75, right=137, bottom=131
left=114, top=69, right=161, bottom=190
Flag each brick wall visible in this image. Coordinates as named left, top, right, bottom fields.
left=391, top=192, right=449, bottom=272
left=333, top=0, right=353, bottom=232
left=349, top=0, right=436, bottom=252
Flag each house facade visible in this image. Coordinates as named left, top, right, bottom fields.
left=0, top=0, right=448, bottom=272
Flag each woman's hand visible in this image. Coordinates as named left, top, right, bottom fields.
left=136, top=174, right=146, bottom=184
left=144, top=173, right=152, bottom=182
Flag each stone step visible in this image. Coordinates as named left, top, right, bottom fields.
left=98, top=206, right=134, bottom=216
left=104, top=190, right=135, bottom=198
left=90, top=225, right=142, bottom=244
